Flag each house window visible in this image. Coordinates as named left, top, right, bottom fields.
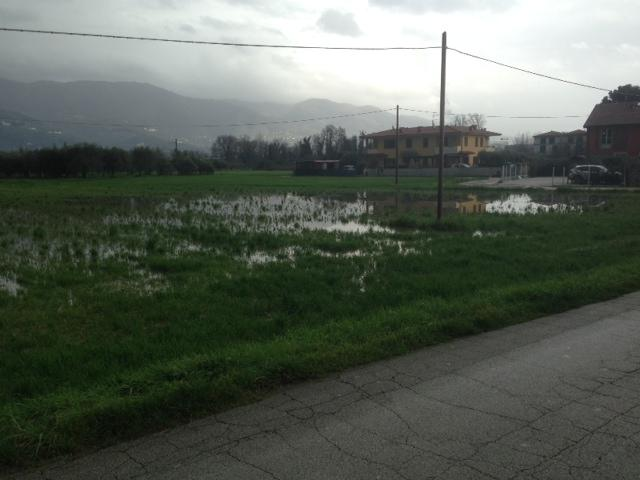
left=540, top=137, right=547, bottom=145
left=422, top=137, right=429, bottom=148
left=406, top=138, right=413, bottom=148
left=475, top=137, right=479, bottom=147
left=568, top=136, right=575, bottom=144
left=480, top=137, right=484, bottom=147
left=601, top=128, right=612, bottom=146
left=383, top=139, right=396, bottom=149
left=464, top=136, right=468, bottom=147
left=444, top=136, right=449, bottom=147
left=373, top=139, right=379, bottom=149
left=540, top=145, right=546, bottom=154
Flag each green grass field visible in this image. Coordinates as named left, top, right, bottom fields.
left=2, top=171, right=640, bottom=467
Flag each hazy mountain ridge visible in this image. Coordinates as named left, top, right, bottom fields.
left=0, top=79, right=426, bottom=150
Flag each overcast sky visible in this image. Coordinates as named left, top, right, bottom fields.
left=0, top=0, right=638, bottom=137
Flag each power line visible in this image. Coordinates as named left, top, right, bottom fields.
left=399, top=107, right=586, bottom=119
left=485, top=114, right=584, bottom=119
left=0, top=27, right=440, bottom=51
left=447, top=47, right=611, bottom=92
left=2, top=27, right=630, bottom=96
left=0, top=108, right=395, bottom=130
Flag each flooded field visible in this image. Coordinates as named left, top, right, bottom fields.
left=0, top=190, right=605, bottom=296
left=3, top=173, right=640, bottom=466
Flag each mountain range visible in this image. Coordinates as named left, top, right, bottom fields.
left=0, top=78, right=427, bottom=151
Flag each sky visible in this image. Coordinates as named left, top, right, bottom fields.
left=0, top=0, right=638, bottom=138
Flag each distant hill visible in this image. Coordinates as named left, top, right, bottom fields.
left=0, top=79, right=427, bottom=151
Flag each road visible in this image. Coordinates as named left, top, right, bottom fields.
left=8, top=293, right=640, bottom=480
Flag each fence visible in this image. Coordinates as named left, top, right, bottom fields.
left=365, top=167, right=499, bottom=177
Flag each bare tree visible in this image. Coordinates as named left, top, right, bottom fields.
left=510, top=132, right=533, bottom=153
left=453, top=114, right=469, bottom=126
left=214, top=135, right=238, bottom=165
left=468, top=113, right=486, bottom=128
left=513, top=133, right=532, bottom=145
left=453, top=113, right=486, bottom=128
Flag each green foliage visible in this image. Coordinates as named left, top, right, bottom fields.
left=602, top=84, right=640, bottom=103
left=0, top=144, right=217, bottom=179
left=2, top=174, right=640, bottom=466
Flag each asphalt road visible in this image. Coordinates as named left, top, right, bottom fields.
left=8, top=293, right=640, bottom=480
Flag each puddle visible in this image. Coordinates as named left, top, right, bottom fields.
left=171, top=241, right=211, bottom=256
left=369, top=193, right=588, bottom=216
left=2, top=237, right=145, bottom=271
left=0, top=275, right=22, bottom=296
left=110, top=268, right=168, bottom=296
left=239, top=239, right=420, bottom=267
left=485, top=194, right=581, bottom=215
left=472, top=231, right=503, bottom=239
left=159, top=194, right=391, bottom=234
left=1, top=190, right=605, bottom=282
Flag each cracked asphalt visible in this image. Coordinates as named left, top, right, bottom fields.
left=6, top=292, right=640, bottom=480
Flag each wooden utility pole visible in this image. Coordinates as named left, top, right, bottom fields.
left=437, top=31, right=447, bottom=221
left=395, top=104, right=399, bottom=185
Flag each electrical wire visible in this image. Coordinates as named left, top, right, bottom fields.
left=2, top=26, right=636, bottom=121
left=0, top=108, right=395, bottom=129
left=0, top=27, right=440, bottom=51
left=399, top=107, right=586, bottom=119
left=447, top=47, right=611, bottom=92
left=2, top=27, right=633, bottom=97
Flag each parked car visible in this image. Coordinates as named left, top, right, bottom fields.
left=568, top=165, right=622, bottom=185
left=451, top=162, right=471, bottom=168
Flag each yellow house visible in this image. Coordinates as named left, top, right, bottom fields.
left=363, top=125, right=501, bottom=169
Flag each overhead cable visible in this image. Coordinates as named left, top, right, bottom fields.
left=0, top=108, right=396, bottom=129
left=447, top=47, right=611, bottom=92
left=400, top=107, right=586, bottom=119
left=0, top=27, right=440, bottom=51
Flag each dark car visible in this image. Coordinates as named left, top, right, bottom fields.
left=568, top=165, right=622, bottom=185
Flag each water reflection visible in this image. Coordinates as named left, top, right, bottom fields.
left=485, top=194, right=581, bottom=215
left=0, top=275, right=22, bottom=296
left=158, top=194, right=391, bottom=234
left=368, top=192, right=590, bottom=216
left=239, top=239, right=419, bottom=266
left=368, top=193, right=487, bottom=215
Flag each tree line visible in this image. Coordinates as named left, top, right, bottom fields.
left=212, top=124, right=364, bottom=169
left=0, top=144, right=216, bottom=178
left=0, top=124, right=364, bottom=178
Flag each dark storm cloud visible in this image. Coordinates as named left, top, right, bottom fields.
left=317, top=10, right=362, bottom=37
left=369, top=0, right=513, bottom=13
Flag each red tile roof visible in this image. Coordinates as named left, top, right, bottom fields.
left=584, top=102, right=640, bottom=128
left=363, top=125, right=501, bottom=138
